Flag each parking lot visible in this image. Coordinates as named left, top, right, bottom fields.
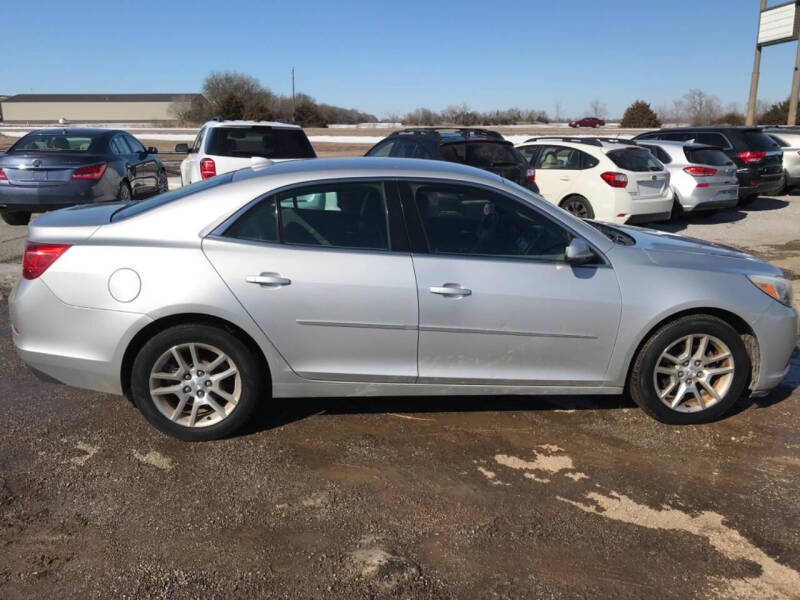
left=1, top=142, right=799, bottom=598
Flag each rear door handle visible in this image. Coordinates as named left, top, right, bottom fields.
left=246, top=273, right=291, bottom=287
left=429, top=283, right=471, bottom=297
left=559, top=176, right=572, bottom=181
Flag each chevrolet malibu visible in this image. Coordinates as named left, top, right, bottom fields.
left=9, top=158, right=797, bottom=441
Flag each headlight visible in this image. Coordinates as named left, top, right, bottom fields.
left=747, top=274, right=793, bottom=307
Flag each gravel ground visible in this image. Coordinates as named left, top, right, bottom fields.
left=0, top=132, right=799, bottom=598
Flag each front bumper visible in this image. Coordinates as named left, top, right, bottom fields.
left=751, top=300, right=798, bottom=394
left=9, top=277, right=151, bottom=395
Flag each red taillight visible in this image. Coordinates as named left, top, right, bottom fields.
left=738, top=151, right=765, bottom=164
left=600, top=171, right=628, bottom=188
left=526, top=167, right=536, bottom=184
left=0, top=168, right=7, bottom=181
left=684, top=166, right=717, bottom=176
left=697, top=183, right=710, bottom=188
left=72, top=163, right=107, bottom=180
left=22, top=242, right=72, bottom=280
left=200, top=158, right=216, bottom=180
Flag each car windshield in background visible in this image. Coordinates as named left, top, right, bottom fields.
left=741, top=130, right=780, bottom=151
left=607, top=148, right=662, bottom=172
left=110, top=173, right=234, bottom=222
left=685, top=148, right=732, bottom=166
left=10, top=133, right=98, bottom=153
left=206, top=126, right=315, bottom=159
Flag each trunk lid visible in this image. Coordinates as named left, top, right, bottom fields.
left=27, top=202, right=125, bottom=243
left=0, top=152, right=106, bottom=187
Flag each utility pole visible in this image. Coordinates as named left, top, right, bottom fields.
left=790, top=36, right=800, bottom=124
left=291, top=67, right=295, bottom=115
left=746, top=0, right=768, bottom=125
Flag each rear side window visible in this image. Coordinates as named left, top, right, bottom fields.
left=640, top=144, right=671, bottom=164
left=684, top=148, right=732, bottom=166
left=10, top=133, right=99, bottom=153
left=768, top=134, right=788, bottom=147
left=516, top=145, right=537, bottom=164
left=465, top=142, right=519, bottom=168
left=366, top=139, right=395, bottom=157
left=278, top=182, right=389, bottom=250
left=693, top=132, right=730, bottom=148
left=741, top=130, right=780, bottom=151
left=206, top=126, right=315, bottom=159
left=606, top=148, right=663, bottom=172
left=111, top=173, right=234, bottom=221
left=440, top=142, right=466, bottom=163
left=392, top=138, right=433, bottom=159
left=224, top=198, right=278, bottom=243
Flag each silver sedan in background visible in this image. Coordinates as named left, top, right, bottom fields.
left=9, top=158, right=797, bottom=440
left=636, top=140, right=739, bottom=217
left=763, top=127, right=800, bottom=193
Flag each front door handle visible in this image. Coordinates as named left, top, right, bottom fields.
left=559, top=176, right=572, bottom=181
left=429, top=283, right=471, bottom=297
left=246, top=273, right=291, bottom=287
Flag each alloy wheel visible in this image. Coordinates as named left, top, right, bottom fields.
left=149, top=342, right=241, bottom=428
left=563, top=198, right=589, bottom=218
left=653, top=334, right=735, bottom=413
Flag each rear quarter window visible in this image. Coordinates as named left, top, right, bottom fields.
left=606, top=148, right=663, bottom=172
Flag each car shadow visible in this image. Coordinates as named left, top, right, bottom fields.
left=237, top=393, right=638, bottom=437
left=652, top=196, right=790, bottom=234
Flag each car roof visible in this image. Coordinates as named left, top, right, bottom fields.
left=20, top=128, right=118, bottom=137
left=517, top=137, right=637, bottom=152
left=637, top=139, right=720, bottom=150
left=202, top=119, right=302, bottom=129
left=386, top=128, right=509, bottom=144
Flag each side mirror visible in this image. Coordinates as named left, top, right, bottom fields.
left=147, top=146, right=158, bottom=154
left=175, top=143, right=190, bottom=153
left=565, top=237, right=596, bottom=265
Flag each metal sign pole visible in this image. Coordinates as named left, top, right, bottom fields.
left=789, top=40, right=800, bottom=124
left=746, top=0, right=768, bottom=125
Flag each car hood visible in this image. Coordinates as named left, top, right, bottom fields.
left=614, top=224, right=783, bottom=277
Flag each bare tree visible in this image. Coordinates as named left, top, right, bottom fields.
left=588, top=99, right=607, bottom=119
left=554, top=99, right=564, bottom=122
left=683, top=89, right=721, bottom=126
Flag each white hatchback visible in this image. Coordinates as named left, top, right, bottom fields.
left=516, top=137, right=672, bottom=224
left=177, top=119, right=316, bottom=185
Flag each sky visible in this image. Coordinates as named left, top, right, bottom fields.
left=1, top=0, right=798, bottom=118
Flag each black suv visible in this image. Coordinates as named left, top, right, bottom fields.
left=633, top=127, right=783, bottom=200
left=364, top=128, right=538, bottom=192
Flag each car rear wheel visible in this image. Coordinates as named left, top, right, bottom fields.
left=131, top=324, right=265, bottom=441
left=559, top=195, right=594, bottom=219
left=628, top=315, right=750, bottom=424
left=117, top=180, right=132, bottom=202
left=669, top=197, right=685, bottom=220
left=1, top=211, right=31, bottom=226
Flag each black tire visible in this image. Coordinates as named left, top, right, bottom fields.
left=669, top=197, right=685, bottom=221
left=559, top=195, right=595, bottom=219
left=117, top=180, right=132, bottom=202
left=156, top=169, right=168, bottom=194
left=131, top=324, right=266, bottom=441
left=628, top=315, right=750, bottom=425
left=1, top=211, right=31, bottom=226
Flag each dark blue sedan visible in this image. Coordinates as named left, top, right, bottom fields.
left=0, top=128, right=167, bottom=225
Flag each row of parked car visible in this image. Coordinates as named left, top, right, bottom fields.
left=0, top=119, right=796, bottom=227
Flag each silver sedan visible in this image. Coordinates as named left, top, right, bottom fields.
left=9, top=158, right=797, bottom=440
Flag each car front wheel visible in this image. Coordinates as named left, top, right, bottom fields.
left=628, top=315, right=750, bottom=424
left=131, top=324, right=265, bottom=440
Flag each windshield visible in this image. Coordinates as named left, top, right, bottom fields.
left=606, top=148, right=663, bottom=172
left=10, top=132, right=100, bottom=153
left=205, top=126, right=316, bottom=159
left=741, top=130, right=780, bottom=151
left=111, top=173, right=234, bottom=222
left=586, top=221, right=635, bottom=245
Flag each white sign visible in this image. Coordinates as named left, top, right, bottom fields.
left=758, top=2, right=799, bottom=46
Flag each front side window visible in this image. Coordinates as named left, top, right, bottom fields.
left=125, top=135, right=146, bottom=154
left=406, top=182, right=570, bottom=261
left=278, top=182, right=389, bottom=250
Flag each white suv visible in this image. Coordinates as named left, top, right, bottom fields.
left=516, top=137, right=672, bottom=224
left=176, top=119, right=316, bottom=185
